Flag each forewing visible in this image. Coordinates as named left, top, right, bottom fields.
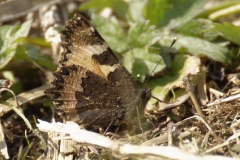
left=45, top=14, right=142, bottom=129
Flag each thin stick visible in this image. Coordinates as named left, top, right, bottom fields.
left=182, top=77, right=206, bottom=122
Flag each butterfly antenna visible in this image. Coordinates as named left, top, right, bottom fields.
left=144, top=37, right=177, bottom=85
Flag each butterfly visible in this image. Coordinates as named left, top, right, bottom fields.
left=45, top=14, right=151, bottom=133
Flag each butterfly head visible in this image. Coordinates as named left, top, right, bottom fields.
left=139, top=88, right=152, bottom=104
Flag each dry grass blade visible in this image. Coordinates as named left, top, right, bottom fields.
left=0, top=85, right=49, bottom=132
left=0, top=82, right=33, bottom=130
left=0, top=84, right=49, bottom=116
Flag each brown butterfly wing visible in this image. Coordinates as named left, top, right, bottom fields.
left=45, top=14, right=150, bottom=130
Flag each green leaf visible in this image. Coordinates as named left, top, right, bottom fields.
left=205, top=22, right=240, bottom=46
left=175, top=19, right=218, bottom=41
left=147, top=55, right=200, bottom=102
left=143, top=0, right=169, bottom=25
left=0, top=44, right=17, bottom=69
left=0, top=20, right=32, bottom=69
left=0, top=25, right=13, bottom=38
left=123, top=47, right=165, bottom=82
left=80, top=0, right=128, bottom=19
left=159, top=0, right=208, bottom=28
left=128, top=21, right=162, bottom=48
left=126, top=0, right=147, bottom=22
left=26, top=46, right=56, bottom=71
left=14, top=20, right=32, bottom=40
left=15, top=45, right=56, bottom=71
left=160, top=35, right=231, bottom=64
left=92, top=15, right=128, bottom=53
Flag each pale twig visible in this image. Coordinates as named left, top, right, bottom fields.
left=207, top=93, right=240, bottom=107
left=37, top=120, right=235, bottom=160
left=230, top=117, right=240, bottom=144
left=208, top=88, right=225, bottom=97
